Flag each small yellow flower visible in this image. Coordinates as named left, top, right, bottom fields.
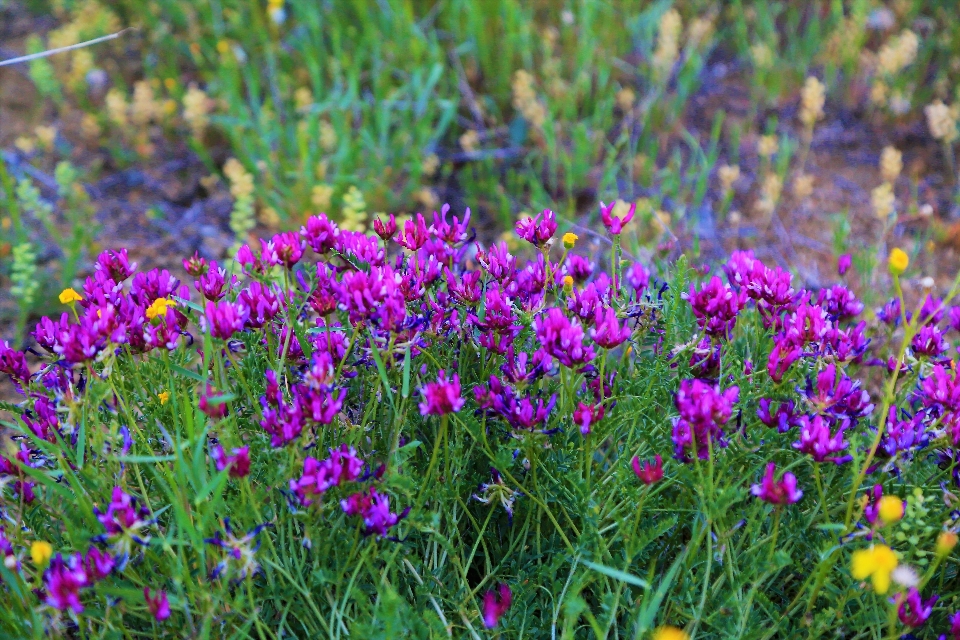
left=30, top=541, right=53, bottom=566
left=59, top=288, right=83, bottom=304
left=158, top=391, right=170, bottom=405
left=652, top=626, right=689, bottom=640
left=145, top=297, right=177, bottom=320
left=851, top=544, right=898, bottom=594
left=562, top=275, right=574, bottom=294
left=888, top=248, right=909, bottom=275
left=562, top=232, right=578, bottom=249
left=937, top=531, right=958, bottom=556
left=878, top=496, right=904, bottom=523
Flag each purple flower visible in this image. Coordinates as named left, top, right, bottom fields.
left=802, top=365, right=873, bottom=424
left=632, top=454, right=664, bottom=485
left=373, top=214, right=397, bottom=240
left=431, top=204, right=472, bottom=245
left=130, top=268, right=181, bottom=307
left=625, top=262, right=650, bottom=293
left=0, top=341, right=30, bottom=390
left=837, top=253, right=852, bottom=275
left=341, top=488, right=408, bottom=537
left=515, top=209, right=557, bottom=247
left=95, top=487, right=152, bottom=550
left=563, top=255, right=595, bottom=283
left=750, top=463, right=802, bottom=505
left=201, top=300, right=250, bottom=340
left=912, top=325, right=948, bottom=358
left=816, top=285, right=864, bottom=320
left=271, top=231, right=304, bottom=268
left=205, top=520, right=270, bottom=580
left=199, top=385, right=229, bottom=419
left=84, top=547, right=115, bottom=580
left=573, top=401, right=605, bottom=435
left=289, top=445, right=364, bottom=506
left=43, top=553, right=89, bottom=613
left=195, top=261, right=228, bottom=301
left=95, top=248, right=137, bottom=283
left=757, top=399, right=797, bottom=433
left=897, top=587, right=937, bottom=628
left=589, top=306, right=631, bottom=349
left=396, top=213, right=430, bottom=251
left=474, top=376, right=557, bottom=432
left=183, top=251, right=208, bottom=277
left=920, top=365, right=960, bottom=413
left=792, top=414, right=848, bottom=462
left=145, top=587, right=171, bottom=621
left=878, top=297, right=902, bottom=325
left=211, top=445, right=251, bottom=478
left=862, top=484, right=883, bottom=525
left=302, top=214, right=340, bottom=254
left=671, top=380, right=739, bottom=461
left=534, top=307, right=596, bottom=368
left=878, top=407, right=928, bottom=458
left=950, top=610, right=960, bottom=639
left=482, top=583, right=512, bottom=628
left=599, top=200, right=636, bottom=235
left=685, top=276, right=745, bottom=338
left=418, top=370, right=465, bottom=416
left=239, top=282, right=283, bottom=329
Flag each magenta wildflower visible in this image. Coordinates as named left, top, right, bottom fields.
left=145, top=587, right=171, bottom=621
left=199, top=385, right=228, bottom=419
left=750, top=463, right=802, bottom=505
left=302, top=213, right=340, bottom=254
left=863, top=484, right=883, bottom=525
left=671, top=379, right=739, bottom=461
left=43, top=553, right=89, bottom=613
left=534, top=307, right=596, bottom=368
left=912, top=325, right=948, bottom=358
left=631, top=454, right=664, bottom=485
left=589, top=306, right=631, bottom=349
left=878, top=407, right=929, bottom=458
left=418, top=370, right=465, bottom=415
left=816, top=285, right=864, bottom=320
left=183, top=251, right=208, bottom=277
left=431, top=204, right=472, bottom=245
left=757, top=399, right=797, bottom=433
left=515, top=209, right=557, bottom=247
left=211, top=445, right=251, bottom=478
left=195, top=261, right=228, bottom=301
left=95, top=487, right=152, bottom=551
left=373, top=214, right=397, bottom=241
left=920, top=365, right=960, bottom=413
left=950, top=611, right=960, bottom=639
left=396, top=213, right=430, bottom=251
left=837, top=253, right=852, bottom=275
left=572, top=401, right=605, bottom=435
left=271, top=231, right=304, bottom=268
left=897, top=587, right=937, bottom=628
left=201, top=300, right=250, bottom=340
left=205, top=520, right=270, bottom=580
left=599, top=200, right=636, bottom=235
left=685, top=276, right=745, bottom=338
left=767, top=338, right=802, bottom=383
left=289, top=445, right=364, bottom=506
left=792, top=414, right=848, bottom=463
left=0, top=341, right=31, bottom=392
left=625, top=262, right=650, bottom=294
left=482, top=583, right=512, bottom=628
left=341, top=488, right=408, bottom=537
left=96, top=248, right=137, bottom=283
left=84, top=547, right=115, bottom=580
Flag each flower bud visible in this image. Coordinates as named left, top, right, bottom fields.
left=936, top=531, right=958, bottom=556
left=878, top=495, right=904, bottom=524
left=562, top=232, right=578, bottom=249
left=888, top=248, right=909, bottom=275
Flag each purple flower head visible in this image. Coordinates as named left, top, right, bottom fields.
left=672, top=379, right=739, bottom=461
left=823, top=322, right=870, bottom=364
left=688, top=337, right=722, bottom=379
left=95, top=248, right=137, bottom=283
left=862, top=484, right=884, bottom=525
left=270, top=231, right=304, bottom=268
left=201, top=300, right=250, bottom=340
left=477, top=241, right=517, bottom=283
left=589, top=306, right=631, bottom=349
left=723, top=250, right=758, bottom=289
left=951, top=610, right=960, bottom=639
left=534, top=307, right=596, bottom=368
left=685, top=276, right=745, bottom=338
left=239, top=281, right=282, bottom=329
left=205, top=520, right=270, bottom=581
left=396, top=213, right=430, bottom=251
left=802, top=365, right=873, bottom=424
left=302, top=213, right=340, bottom=254
left=564, top=255, right=595, bottom=283
left=918, top=294, right=945, bottom=325
left=199, top=385, right=229, bottom=419
left=912, top=325, right=948, bottom=358
left=43, top=553, right=89, bottom=613
left=750, top=462, right=802, bottom=505
left=418, top=370, right=465, bottom=416
left=289, top=445, right=364, bottom=506
left=599, top=200, right=636, bottom=235
left=145, top=588, right=171, bottom=621
left=897, top=587, right=937, bottom=628
left=572, top=401, right=605, bottom=435
left=515, top=209, right=557, bottom=247
left=84, top=546, right=115, bottom=581
left=94, top=487, right=152, bottom=551
left=838, top=253, right=852, bottom=276
left=782, top=300, right=830, bottom=346
left=483, top=583, right=512, bottom=628
left=183, top=251, right=208, bottom=277
left=816, top=285, right=864, bottom=320
left=195, top=261, right=228, bottom=302
left=768, top=338, right=802, bottom=384
left=432, top=204, right=472, bottom=245
left=0, top=341, right=30, bottom=390
left=373, top=214, right=397, bottom=240
left=341, top=488, right=408, bottom=537
left=500, top=347, right=548, bottom=385
left=792, top=414, right=848, bottom=462
left=878, top=407, right=928, bottom=458
left=632, top=454, right=664, bottom=485
left=211, top=445, right=251, bottom=478
left=878, top=297, right=902, bottom=326
left=625, top=262, right=650, bottom=294
left=919, top=365, right=960, bottom=413
left=337, top=230, right=386, bottom=266
left=757, top=399, right=797, bottom=433
left=130, top=268, right=181, bottom=307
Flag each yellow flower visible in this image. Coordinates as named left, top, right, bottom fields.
left=652, top=626, right=689, bottom=640
left=878, top=496, right=904, bottom=524
left=145, top=297, right=177, bottom=320
left=59, top=288, right=83, bottom=304
left=158, top=391, right=170, bottom=405
left=562, top=275, right=574, bottom=294
left=562, top=232, right=578, bottom=249
left=30, top=541, right=53, bottom=566
left=937, top=531, right=958, bottom=556
left=888, top=248, right=909, bottom=275
left=851, top=544, right=898, bottom=594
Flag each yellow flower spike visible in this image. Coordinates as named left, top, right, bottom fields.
left=562, top=232, right=578, bottom=249
left=878, top=496, right=904, bottom=524
left=937, top=531, right=958, bottom=556
left=652, top=626, right=689, bottom=640
left=158, top=391, right=170, bottom=405
left=145, top=297, right=177, bottom=320
left=888, top=248, right=909, bottom=275
left=30, top=541, right=53, bottom=566
left=59, top=288, right=83, bottom=305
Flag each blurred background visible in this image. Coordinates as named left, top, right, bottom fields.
left=2, top=0, right=960, bottom=340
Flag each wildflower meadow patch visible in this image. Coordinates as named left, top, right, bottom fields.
left=0, top=204, right=959, bottom=638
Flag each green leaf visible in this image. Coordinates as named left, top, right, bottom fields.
left=582, top=560, right=650, bottom=590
